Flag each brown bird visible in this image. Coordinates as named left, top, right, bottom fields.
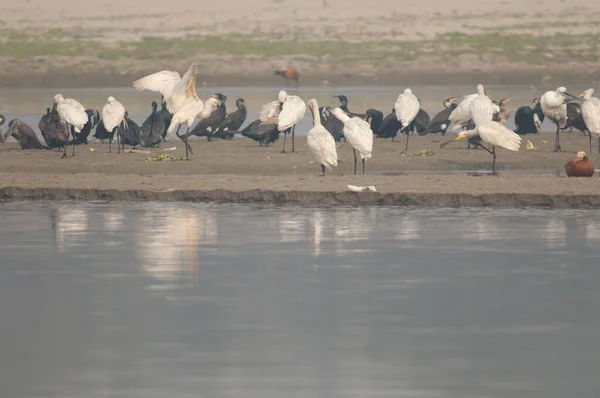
left=493, top=98, right=513, bottom=125
left=274, top=66, right=300, bottom=87
left=565, top=151, right=594, bottom=177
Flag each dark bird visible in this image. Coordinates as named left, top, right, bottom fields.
left=565, top=151, right=594, bottom=177
left=514, top=98, right=544, bottom=135
left=93, top=119, right=115, bottom=150
left=38, top=107, right=69, bottom=150
left=420, top=97, right=458, bottom=136
left=365, top=109, right=384, bottom=135
left=213, top=98, right=247, bottom=140
left=275, top=66, right=300, bottom=87
left=141, top=101, right=166, bottom=147
left=375, top=109, right=401, bottom=141
left=187, top=93, right=227, bottom=141
left=0, top=114, right=5, bottom=143
left=238, top=118, right=279, bottom=146
left=4, top=119, right=47, bottom=149
left=71, top=109, right=100, bottom=144
left=319, top=106, right=344, bottom=142
left=159, top=96, right=173, bottom=141
left=117, top=111, right=141, bottom=149
left=333, top=95, right=366, bottom=119
left=405, top=108, right=430, bottom=134
left=563, top=101, right=587, bottom=134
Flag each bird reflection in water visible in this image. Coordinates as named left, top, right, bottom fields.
left=50, top=207, right=88, bottom=252
left=135, top=207, right=215, bottom=290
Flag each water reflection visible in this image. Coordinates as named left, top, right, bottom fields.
left=2, top=203, right=600, bottom=398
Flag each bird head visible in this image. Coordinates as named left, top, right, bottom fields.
left=5, top=119, right=20, bottom=139
left=533, top=97, right=540, bottom=105
left=476, top=84, right=485, bottom=95
left=576, top=151, right=588, bottom=161
left=579, top=88, right=594, bottom=99
left=236, top=98, right=245, bottom=108
left=454, top=131, right=469, bottom=141
left=151, top=101, right=158, bottom=109
left=206, top=97, right=220, bottom=110
left=107, top=96, right=116, bottom=104
left=0, top=114, right=5, bottom=126
left=500, top=98, right=513, bottom=106
left=278, top=90, right=287, bottom=103
left=404, top=88, right=413, bottom=95
left=307, top=98, right=319, bottom=116
left=52, top=94, right=64, bottom=111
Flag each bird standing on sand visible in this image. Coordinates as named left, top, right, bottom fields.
left=306, top=99, right=338, bottom=176
left=579, top=88, right=600, bottom=153
left=260, top=90, right=306, bottom=153
left=541, top=86, right=578, bottom=152
left=118, top=111, right=142, bottom=150
left=565, top=151, right=594, bottom=177
left=141, top=101, right=166, bottom=147
left=440, top=121, right=522, bottom=173
left=52, top=93, right=88, bottom=158
left=333, top=107, right=373, bottom=175
left=394, top=88, right=420, bottom=152
left=4, top=119, right=47, bottom=150
left=275, top=66, right=300, bottom=87
left=170, top=97, right=221, bottom=158
left=102, top=96, right=127, bottom=154
left=213, top=98, right=247, bottom=140
left=39, top=107, right=69, bottom=150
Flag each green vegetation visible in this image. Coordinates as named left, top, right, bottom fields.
left=1, top=29, right=598, bottom=66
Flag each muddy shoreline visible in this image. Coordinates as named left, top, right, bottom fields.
left=1, top=185, right=600, bottom=208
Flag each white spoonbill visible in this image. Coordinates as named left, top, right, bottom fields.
left=579, top=88, right=600, bottom=153
left=306, top=99, right=338, bottom=176
left=260, top=90, right=306, bottom=153
left=470, top=84, right=495, bottom=126
left=132, top=62, right=198, bottom=114
left=541, top=86, right=577, bottom=152
left=52, top=93, right=88, bottom=159
left=441, top=121, right=522, bottom=173
left=101, top=96, right=126, bottom=154
left=333, top=107, right=372, bottom=175
left=170, top=97, right=220, bottom=158
left=449, top=93, right=477, bottom=132
left=394, top=88, right=420, bottom=152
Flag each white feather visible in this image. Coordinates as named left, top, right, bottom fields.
left=581, top=95, right=600, bottom=136
left=278, top=96, right=306, bottom=131
left=334, top=110, right=373, bottom=160
left=476, top=121, right=522, bottom=151
left=470, top=85, right=495, bottom=126
left=101, top=97, right=126, bottom=133
left=54, top=95, right=87, bottom=133
left=533, top=113, right=542, bottom=132
left=132, top=63, right=197, bottom=114
left=449, top=93, right=477, bottom=131
left=394, top=88, right=420, bottom=127
left=307, top=99, right=337, bottom=170
left=541, top=89, right=567, bottom=128
left=259, top=100, right=281, bottom=122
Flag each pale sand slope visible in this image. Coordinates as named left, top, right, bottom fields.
left=3, top=0, right=600, bottom=41
left=2, top=0, right=600, bottom=86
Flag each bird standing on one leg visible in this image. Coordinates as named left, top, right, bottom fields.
left=394, top=88, right=420, bottom=152
left=541, top=86, right=578, bottom=152
left=332, top=107, right=373, bottom=175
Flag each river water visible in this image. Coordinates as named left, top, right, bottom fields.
left=0, top=85, right=592, bottom=138
left=0, top=202, right=599, bottom=398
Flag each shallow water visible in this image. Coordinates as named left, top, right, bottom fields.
left=1, top=202, right=599, bottom=398
left=0, top=85, right=590, bottom=141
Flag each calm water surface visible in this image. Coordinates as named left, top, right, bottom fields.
left=0, top=202, right=599, bottom=398
left=0, top=85, right=592, bottom=140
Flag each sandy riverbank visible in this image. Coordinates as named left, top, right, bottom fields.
left=0, top=135, right=598, bottom=207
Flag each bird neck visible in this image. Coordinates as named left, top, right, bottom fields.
left=311, top=109, right=322, bottom=126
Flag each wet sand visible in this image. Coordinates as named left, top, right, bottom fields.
left=0, top=134, right=598, bottom=207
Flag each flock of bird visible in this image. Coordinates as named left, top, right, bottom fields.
left=1, top=61, right=599, bottom=177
